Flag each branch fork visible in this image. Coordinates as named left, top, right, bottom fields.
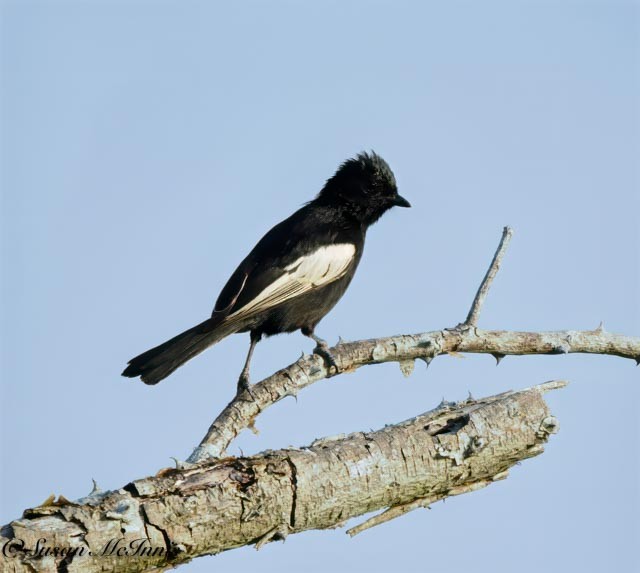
left=188, top=225, right=638, bottom=463
left=2, top=226, right=637, bottom=573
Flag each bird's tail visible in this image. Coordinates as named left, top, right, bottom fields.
left=122, top=317, right=237, bottom=385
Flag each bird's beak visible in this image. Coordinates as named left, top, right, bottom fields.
left=392, top=194, right=411, bottom=208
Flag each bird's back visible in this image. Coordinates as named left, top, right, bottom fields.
left=211, top=203, right=365, bottom=336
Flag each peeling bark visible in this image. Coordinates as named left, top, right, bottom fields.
left=0, top=382, right=563, bottom=573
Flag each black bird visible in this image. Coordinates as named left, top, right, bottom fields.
left=122, top=151, right=411, bottom=393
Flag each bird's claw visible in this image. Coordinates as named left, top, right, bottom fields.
left=236, top=373, right=257, bottom=400
left=313, top=342, right=340, bottom=376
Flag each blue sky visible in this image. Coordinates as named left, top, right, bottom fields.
left=1, top=1, right=638, bottom=571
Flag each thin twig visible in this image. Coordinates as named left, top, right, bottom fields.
left=346, top=479, right=498, bottom=537
left=464, top=226, right=513, bottom=326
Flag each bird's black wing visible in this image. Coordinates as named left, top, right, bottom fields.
left=212, top=206, right=359, bottom=325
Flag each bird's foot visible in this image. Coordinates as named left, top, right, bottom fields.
left=313, top=339, right=340, bottom=376
left=236, top=372, right=256, bottom=400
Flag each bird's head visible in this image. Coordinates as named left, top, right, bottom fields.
left=314, top=151, right=411, bottom=226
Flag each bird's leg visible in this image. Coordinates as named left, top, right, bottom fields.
left=237, top=333, right=260, bottom=396
left=302, top=327, right=340, bottom=376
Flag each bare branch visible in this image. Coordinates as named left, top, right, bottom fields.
left=2, top=225, right=634, bottom=573
left=1, top=382, right=563, bottom=572
left=346, top=479, right=498, bottom=537
left=465, top=225, right=514, bottom=326
left=189, top=326, right=638, bottom=461
left=186, top=224, right=631, bottom=463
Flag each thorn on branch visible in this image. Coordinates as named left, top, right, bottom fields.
left=38, top=493, right=55, bottom=507
left=89, top=479, right=101, bottom=496
left=491, top=352, right=505, bottom=365
left=437, top=397, right=456, bottom=409
left=419, top=356, right=433, bottom=369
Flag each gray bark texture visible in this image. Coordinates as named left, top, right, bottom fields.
left=188, top=226, right=639, bottom=462
left=189, top=325, right=639, bottom=461
left=1, top=382, right=563, bottom=573
left=2, top=227, right=636, bottom=573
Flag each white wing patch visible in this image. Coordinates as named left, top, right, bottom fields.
left=227, top=243, right=356, bottom=319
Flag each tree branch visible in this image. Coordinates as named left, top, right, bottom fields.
left=464, top=225, right=513, bottom=327
left=187, top=226, right=637, bottom=462
left=188, top=326, right=637, bottom=461
left=0, top=382, right=564, bottom=573
left=2, top=227, right=635, bottom=573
